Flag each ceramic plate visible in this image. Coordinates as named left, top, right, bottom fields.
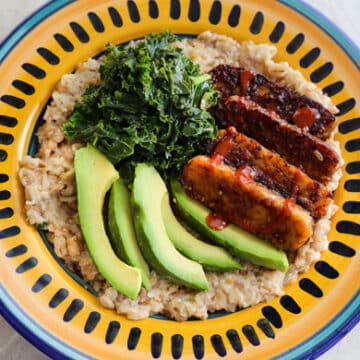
left=0, top=1, right=359, bottom=359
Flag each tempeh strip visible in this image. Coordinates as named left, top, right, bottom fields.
left=180, top=155, right=313, bottom=251
left=209, top=129, right=332, bottom=219
left=210, top=64, right=336, bottom=139
left=213, top=96, right=340, bottom=184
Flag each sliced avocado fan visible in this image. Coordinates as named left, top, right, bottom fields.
left=108, top=178, right=150, bottom=290
left=74, top=145, right=142, bottom=299
left=131, top=163, right=209, bottom=291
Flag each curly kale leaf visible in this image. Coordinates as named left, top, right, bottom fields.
left=63, top=31, right=218, bottom=185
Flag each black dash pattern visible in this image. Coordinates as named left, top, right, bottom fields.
left=151, top=332, right=163, bottom=358
left=323, top=81, right=343, bottom=97
left=250, top=11, right=264, bottom=34
left=37, top=48, right=60, bottom=65
left=192, top=335, right=204, bottom=359
left=257, top=319, right=275, bottom=338
left=16, top=257, right=38, bottom=273
left=329, top=241, right=356, bottom=257
left=226, top=329, right=242, bottom=353
left=242, top=325, right=260, bottom=346
left=269, top=21, right=285, bottom=43
left=32, top=274, right=52, bottom=293
left=209, top=1, right=221, bottom=25
left=0, top=225, right=20, bottom=239
left=128, top=0, right=140, bottom=22
left=315, top=261, right=339, bottom=279
left=54, top=33, right=74, bottom=52
left=149, top=0, right=159, bottom=18
left=210, top=334, right=226, bottom=356
left=12, top=80, right=35, bottom=95
left=49, top=288, right=69, bottom=308
left=5, top=244, right=27, bottom=257
left=299, top=278, right=323, bottom=297
left=70, top=22, right=90, bottom=43
left=88, top=12, right=105, bottom=32
left=286, top=33, right=304, bottom=54
left=171, top=334, right=184, bottom=359
left=310, top=62, right=333, bottom=83
left=262, top=306, right=282, bottom=328
left=300, top=47, right=320, bottom=68
left=336, top=220, right=360, bottom=235
left=280, top=295, right=301, bottom=314
left=105, top=321, right=120, bottom=344
left=108, top=7, right=123, bottom=27
left=128, top=327, right=141, bottom=350
left=339, top=118, right=360, bottom=134
left=84, top=311, right=101, bottom=333
left=228, top=5, right=241, bottom=27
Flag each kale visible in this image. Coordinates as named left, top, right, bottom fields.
left=63, top=31, right=218, bottom=186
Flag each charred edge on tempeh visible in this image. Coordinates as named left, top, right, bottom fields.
left=210, top=64, right=336, bottom=140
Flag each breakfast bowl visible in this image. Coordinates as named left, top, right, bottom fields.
left=0, top=1, right=359, bottom=359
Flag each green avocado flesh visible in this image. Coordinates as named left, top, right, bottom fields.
left=170, top=179, right=289, bottom=272
left=108, top=178, right=150, bottom=290
left=132, top=164, right=209, bottom=290
left=75, top=145, right=142, bottom=299
left=161, top=194, right=241, bottom=271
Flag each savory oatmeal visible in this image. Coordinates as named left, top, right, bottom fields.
left=19, top=31, right=341, bottom=321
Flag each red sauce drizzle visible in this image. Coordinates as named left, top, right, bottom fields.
left=231, top=216, right=262, bottom=233
left=209, top=154, right=223, bottom=167
left=239, top=69, right=254, bottom=95
left=292, top=107, right=320, bottom=129
left=209, top=126, right=238, bottom=167
left=235, top=165, right=256, bottom=185
left=206, top=213, right=228, bottom=231
left=263, top=198, right=296, bottom=233
left=290, top=169, right=304, bottom=197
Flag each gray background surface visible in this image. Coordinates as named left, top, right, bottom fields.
left=0, top=0, right=359, bottom=359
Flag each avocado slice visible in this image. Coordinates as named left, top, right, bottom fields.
left=161, top=194, right=241, bottom=271
left=75, top=145, right=142, bottom=299
left=132, top=164, right=209, bottom=290
left=108, top=178, right=150, bottom=290
left=170, top=179, right=289, bottom=272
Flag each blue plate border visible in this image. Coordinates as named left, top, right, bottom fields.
left=0, top=1, right=359, bottom=359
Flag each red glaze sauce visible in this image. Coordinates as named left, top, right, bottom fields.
left=231, top=216, right=262, bottom=233
left=206, top=213, right=228, bottom=230
left=213, top=135, right=233, bottom=157
left=263, top=198, right=296, bottom=233
left=209, top=154, right=223, bottom=167
left=235, top=165, right=256, bottom=185
left=239, top=69, right=254, bottom=95
left=291, top=169, right=304, bottom=197
left=209, top=126, right=238, bottom=167
left=292, top=107, right=320, bottom=129
left=226, top=126, right=238, bottom=135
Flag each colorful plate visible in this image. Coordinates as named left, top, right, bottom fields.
left=0, top=1, right=359, bottom=359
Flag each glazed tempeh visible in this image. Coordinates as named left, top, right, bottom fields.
left=210, top=64, right=336, bottom=140
left=180, top=155, right=313, bottom=251
left=209, top=129, right=333, bottom=219
left=213, top=96, right=340, bottom=184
